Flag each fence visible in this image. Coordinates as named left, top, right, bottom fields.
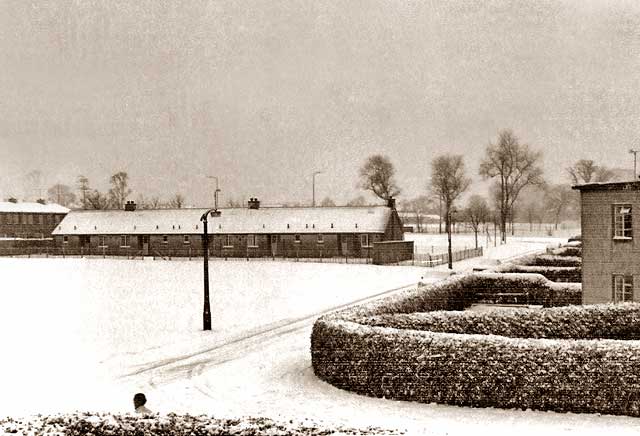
left=0, top=245, right=376, bottom=264
left=399, top=246, right=483, bottom=267
left=0, top=244, right=484, bottom=267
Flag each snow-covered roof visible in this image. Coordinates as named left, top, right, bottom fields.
left=52, top=206, right=394, bottom=235
left=0, top=201, right=69, bottom=214
left=572, top=181, right=640, bottom=191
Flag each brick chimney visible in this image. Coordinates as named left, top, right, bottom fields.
left=248, top=197, right=260, bottom=209
left=387, top=197, right=396, bottom=209
left=124, top=200, right=137, bottom=211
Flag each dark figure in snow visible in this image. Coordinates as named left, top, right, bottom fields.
left=133, top=392, right=152, bottom=414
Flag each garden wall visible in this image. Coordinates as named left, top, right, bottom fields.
left=311, top=274, right=640, bottom=417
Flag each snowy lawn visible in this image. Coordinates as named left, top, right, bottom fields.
left=0, top=257, right=425, bottom=418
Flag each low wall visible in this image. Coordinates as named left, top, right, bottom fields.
left=372, top=241, right=414, bottom=265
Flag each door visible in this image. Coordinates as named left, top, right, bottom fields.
left=140, top=235, right=150, bottom=255
left=271, top=234, right=279, bottom=256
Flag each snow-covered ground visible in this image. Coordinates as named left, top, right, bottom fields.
left=2, top=237, right=637, bottom=435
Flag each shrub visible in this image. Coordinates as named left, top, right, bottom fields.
left=516, top=254, right=581, bottom=268
left=0, top=413, right=402, bottom=436
left=494, top=264, right=581, bottom=283
left=550, top=246, right=581, bottom=257
left=311, top=275, right=640, bottom=417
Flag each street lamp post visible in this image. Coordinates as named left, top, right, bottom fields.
left=207, top=176, right=221, bottom=209
left=200, top=208, right=220, bottom=331
left=630, top=149, right=638, bottom=180
left=312, top=171, right=323, bottom=207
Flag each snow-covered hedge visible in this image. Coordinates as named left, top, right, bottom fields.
left=550, top=246, right=581, bottom=257
left=0, top=413, right=402, bottom=435
left=311, top=275, right=640, bottom=417
left=360, top=304, right=640, bottom=339
left=493, top=264, right=581, bottom=283
left=516, top=254, right=581, bottom=268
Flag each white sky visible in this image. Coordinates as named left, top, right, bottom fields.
left=1, top=0, right=639, bottom=205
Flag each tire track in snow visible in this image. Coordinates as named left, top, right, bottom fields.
left=122, top=274, right=451, bottom=386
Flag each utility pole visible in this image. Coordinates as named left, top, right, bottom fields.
left=201, top=175, right=222, bottom=331
left=207, top=176, right=221, bottom=209
left=312, top=171, right=322, bottom=207
left=200, top=208, right=220, bottom=331
left=630, top=149, right=638, bottom=180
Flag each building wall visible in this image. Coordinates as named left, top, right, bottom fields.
left=53, top=232, right=382, bottom=258
left=581, top=188, right=640, bottom=304
left=0, top=212, right=66, bottom=238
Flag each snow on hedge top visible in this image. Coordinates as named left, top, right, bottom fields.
left=53, top=206, right=393, bottom=235
left=0, top=201, right=69, bottom=214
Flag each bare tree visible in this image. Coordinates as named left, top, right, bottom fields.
left=543, top=184, right=573, bottom=230
left=226, top=198, right=243, bottom=207
left=47, top=184, right=76, bottom=207
left=359, top=154, right=401, bottom=201
left=479, top=129, right=544, bottom=243
left=319, top=197, right=336, bottom=207
left=168, top=193, right=186, bottom=208
left=108, top=171, right=132, bottom=210
left=463, top=195, right=490, bottom=248
left=148, top=196, right=162, bottom=209
left=431, top=154, right=471, bottom=269
left=76, top=175, right=91, bottom=209
left=86, top=190, right=110, bottom=210
left=567, top=159, right=615, bottom=184
left=400, top=195, right=433, bottom=233
left=346, top=195, right=367, bottom=206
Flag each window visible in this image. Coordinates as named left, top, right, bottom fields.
left=294, top=234, right=301, bottom=243
left=614, top=204, right=633, bottom=239
left=183, top=235, right=190, bottom=244
left=162, top=235, right=169, bottom=244
left=38, top=215, right=43, bottom=225
left=99, top=236, right=107, bottom=248
left=360, top=234, right=370, bottom=247
left=247, top=234, right=257, bottom=247
left=613, top=275, right=633, bottom=302
left=120, top=235, right=129, bottom=247
left=63, top=235, right=69, bottom=244
left=271, top=235, right=279, bottom=244
left=223, top=235, right=233, bottom=247
left=317, top=233, right=324, bottom=244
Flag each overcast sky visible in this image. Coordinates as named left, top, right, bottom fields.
left=1, top=0, right=639, bottom=206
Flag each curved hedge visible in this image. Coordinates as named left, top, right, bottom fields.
left=493, top=264, right=581, bottom=283
left=311, top=274, right=640, bottom=417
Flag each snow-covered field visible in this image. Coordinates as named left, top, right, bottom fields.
left=0, top=258, right=426, bottom=417
left=2, top=237, right=638, bottom=435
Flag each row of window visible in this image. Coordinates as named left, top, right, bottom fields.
left=0, top=213, right=63, bottom=226
left=62, top=234, right=374, bottom=248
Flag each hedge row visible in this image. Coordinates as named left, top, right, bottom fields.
left=550, top=246, right=582, bottom=257
left=311, top=274, right=640, bottom=417
left=516, top=254, right=581, bottom=267
left=312, top=319, right=640, bottom=416
left=360, top=303, right=640, bottom=339
left=493, top=264, right=581, bottom=283
left=0, top=413, right=403, bottom=436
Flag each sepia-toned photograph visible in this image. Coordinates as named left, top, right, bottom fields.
left=1, top=1, right=639, bottom=434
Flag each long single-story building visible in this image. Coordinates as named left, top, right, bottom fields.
left=573, top=181, right=640, bottom=304
left=52, top=198, right=406, bottom=259
left=0, top=200, right=69, bottom=239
